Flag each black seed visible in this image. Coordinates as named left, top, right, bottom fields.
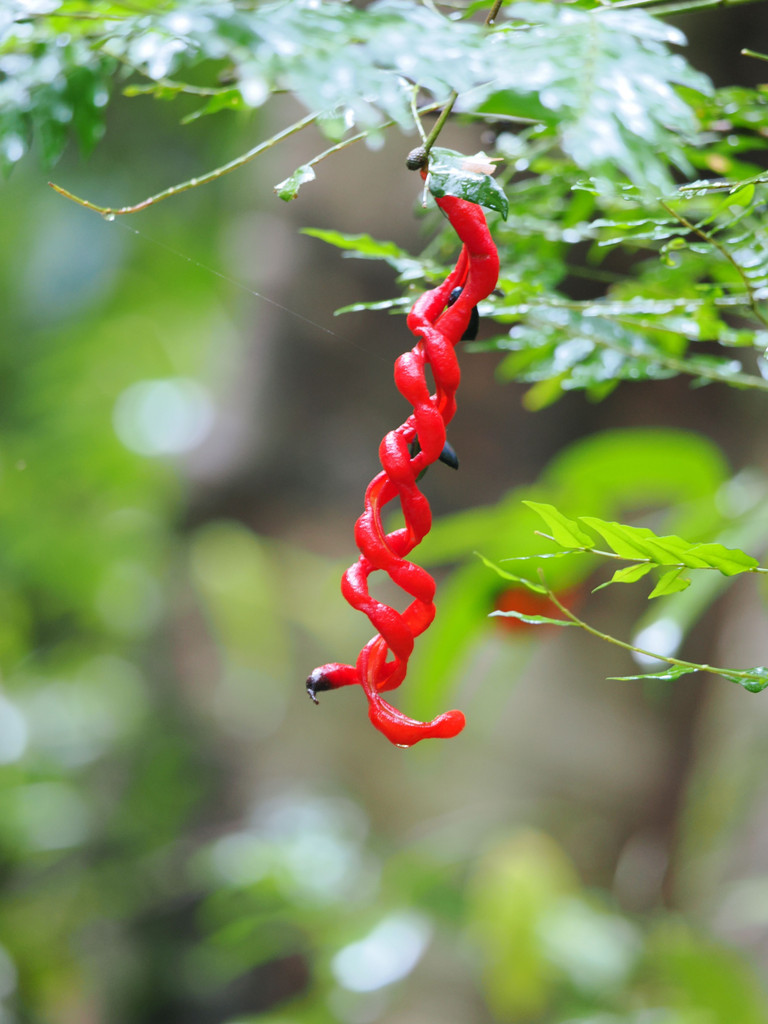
left=439, top=440, right=459, bottom=470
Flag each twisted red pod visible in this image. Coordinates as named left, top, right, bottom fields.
left=308, top=188, right=499, bottom=746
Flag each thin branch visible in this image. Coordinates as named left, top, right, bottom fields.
left=120, top=75, right=226, bottom=99
left=309, top=99, right=442, bottom=170
left=307, top=115, right=424, bottom=172
left=49, top=112, right=319, bottom=216
left=409, top=87, right=429, bottom=145
left=486, top=0, right=505, bottom=23
left=422, top=91, right=458, bottom=158
left=545, top=589, right=765, bottom=688
left=529, top=535, right=768, bottom=575
left=418, top=0, right=503, bottom=160
left=677, top=175, right=768, bottom=196
left=51, top=99, right=448, bottom=217
left=742, top=48, right=768, bottom=63
left=660, top=199, right=768, bottom=328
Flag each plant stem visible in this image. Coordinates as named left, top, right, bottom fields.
left=486, top=0, right=505, bottom=23
left=409, top=86, right=429, bottom=144
left=527, top=536, right=768, bottom=575
left=306, top=112, right=430, bottom=172
left=678, top=174, right=768, bottom=194
left=660, top=200, right=768, bottom=328
left=422, top=92, right=459, bottom=158
left=545, top=590, right=762, bottom=686
left=49, top=112, right=319, bottom=216
left=51, top=97, right=448, bottom=217
left=419, top=0, right=503, bottom=159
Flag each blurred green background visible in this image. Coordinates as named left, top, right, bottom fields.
left=3, top=21, right=768, bottom=1022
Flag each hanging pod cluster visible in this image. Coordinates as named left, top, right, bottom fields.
left=307, top=167, right=499, bottom=746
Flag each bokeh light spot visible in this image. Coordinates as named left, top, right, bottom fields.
left=113, top=377, right=214, bottom=457
left=0, top=694, right=27, bottom=764
left=331, top=912, right=431, bottom=993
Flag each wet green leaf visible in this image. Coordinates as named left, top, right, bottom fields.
left=427, top=148, right=509, bottom=218
left=334, top=297, right=411, bottom=315
left=181, top=90, right=248, bottom=123
left=489, top=610, right=574, bottom=626
left=274, top=164, right=316, bottom=201
left=610, top=664, right=699, bottom=682
left=723, top=666, right=768, bottom=693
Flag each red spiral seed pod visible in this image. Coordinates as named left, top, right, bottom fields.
left=308, top=188, right=499, bottom=746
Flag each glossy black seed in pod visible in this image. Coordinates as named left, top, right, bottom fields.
left=447, top=286, right=479, bottom=341
left=438, top=439, right=459, bottom=470
left=409, top=437, right=460, bottom=478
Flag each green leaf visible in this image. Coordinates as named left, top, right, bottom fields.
left=427, top=148, right=509, bottom=218
left=300, top=228, right=431, bottom=284
left=726, top=666, right=768, bottom=693
left=483, top=4, right=711, bottom=193
left=500, top=552, right=581, bottom=563
left=476, top=89, right=553, bottom=125
left=685, top=542, right=760, bottom=575
left=334, top=297, right=411, bottom=315
left=611, top=562, right=656, bottom=584
left=300, top=228, right=412, bottom=261
left=647, top=919, right=768, bottom=1024
left=648, top=568, right=691, bottom=598
left=578, top=518, right=666, bottom=560
left=523, top=502, right=596, bottom=549
left=475, top=553, right=549, bottom=594
left=180, top=90, right=248, bottom=123
left=122, top=83, right=186, bottom=100
left=522, top=374, right=570, bottom=411
left=592, top=562, right=655, bottom=592
left=489, top=610, right=574, bottom=627
left=274, top=164, right=316, bottom=202
left=1, top=0, right=713, bottom=196
left=610, top=664, right=699, bottom=682
left=579, top=516, right=760, bottom=575
left=490, top=306, right=683, bottom=401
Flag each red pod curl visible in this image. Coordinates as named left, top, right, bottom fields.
left=307, top=190, right=499, bottom=746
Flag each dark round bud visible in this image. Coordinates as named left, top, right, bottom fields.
left=306, top=667, right=333, bottom=704
left=406, top=146, right=428, bottom=171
